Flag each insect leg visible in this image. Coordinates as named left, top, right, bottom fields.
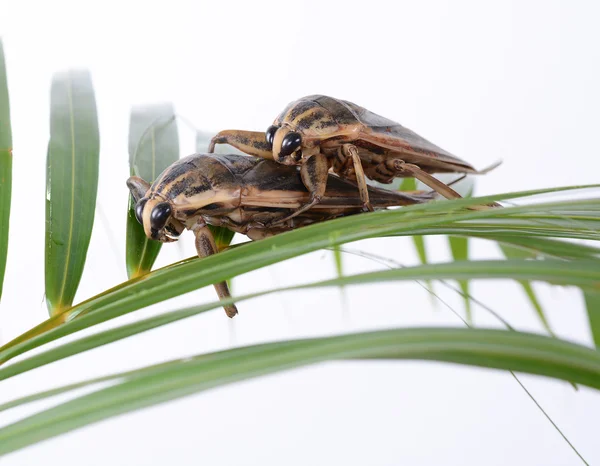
left=389, top=160, right=500, bottom=209
left=264, top=153, right=331, bottom=226
left=192, top=221, right=238, bottom=318
left=208, top=130, right=274, bottom=159
left=392, top=161, right=464, bottom=200
left=126, top=176, right=151, bottom=202
left=341, top=144, right=373, bottom=212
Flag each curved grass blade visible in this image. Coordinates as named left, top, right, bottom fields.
left=449, top=235, right=471, bottom=321
left=45, top=70, right=99, bottom=315
left=500, top=243, right=553, bottom=334
left=0, top=39, right=12, bottom=301
left=332, top=244, right=343, bottom=278
left=1, top=256, right=600, bottom=377
left=584, top=291, right=600, bottom=349
left=126, top=104, right=179, bottom=278
left=447, top=185, right=473, bottom=321
left=0, top=262, right=588, bottom=463
left=481, top=235, right=600, bottom=260
left=399, top=177, right=432, bottom=296
left=0, top=259, right=543, bottom=383
left=399, top=177, right=428, bottom=263
left=1, top=190, right=599, bottom=362
left=195, top=130, right=235, bottom=251
left=3, top=191, right=600, bottom=359
left=1, top=326, right=599, bottom=456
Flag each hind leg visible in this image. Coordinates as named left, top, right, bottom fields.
left=387, top=159, right=500, bottom=209
left=386, top=159, right=464, bottom=200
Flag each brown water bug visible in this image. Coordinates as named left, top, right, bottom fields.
left=208, top=94, right=500, bottom=222
left=127, top=153, right=437, bottom=317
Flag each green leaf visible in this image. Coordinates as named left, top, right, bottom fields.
left=332, top=244, right=343, bottom=278
left=584, top=291, right=600, bottom=349
left=398, top=177, right=417, bottom=191
left=0, top=326, right=599, bottom=455
left=45, top=70, right=99, bottom=315
left=126, top=104, right=179, bottom=279
left=485, top=235, right=600, bottom=260
left=447, top=185, right=473, bottom=321
left=2, top=255, right=600, bottom=373
left=449, top=235, right=471, bottom=321
left=1, top=189, right=599, bottom=364
left=195, top=130, right=236, bottom=252
left=4, top=256, right=600, bottom=383
left=0, top=39, right=12, bottom=301
left=500, top=244, right=553, bottom=334
left=399, top=177, right=432, bottom=293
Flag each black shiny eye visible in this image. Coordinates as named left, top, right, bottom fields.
left=280, top=132, right=302, bottom=157
left=135, top=199, right=147, bottom=225
left=150, top=202, right=172, bottom=231
left=265, top=125, right=278, bottom=149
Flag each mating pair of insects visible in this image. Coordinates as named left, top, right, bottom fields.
left=127, top=95, right=499, bottom=317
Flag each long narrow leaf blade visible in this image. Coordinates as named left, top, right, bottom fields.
left=585, top=291, right=600, bottom=349
left=0, top=39, right=12, bottom=301
left=2, top=256, right=600, bottom=369
left=399, top=177, right=432, bottom=296
left=449, top=235, right=472, bottom=320
left=45, top=70, right=99, bottom=314
left=399, top=177, right=429, bottom=264
left=484, top=235, right=600, bottom=260
left=447, top=184, right=474, bottom=320
left=126, top=104, right=179, bottom=278
left=500, top=244, right=553, bottom=334
left=2, top=258, right=600, bottom=383
left=2, top=191, right=599, bottom=362
left=0, top=327, right=599, bottom=455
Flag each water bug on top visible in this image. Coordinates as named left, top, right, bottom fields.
left=208, top=94, right=500, bottom=223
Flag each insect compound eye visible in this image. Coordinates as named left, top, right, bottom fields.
left=280, top=132, right=302, bottom=157
left=265, top=125, right=278, bottom=149
left=135, top=199, right=147, bottom=225
left=150, top=202, right=172, bottom=231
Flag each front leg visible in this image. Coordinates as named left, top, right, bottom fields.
left=208, top=130, right=273, bottom=160
left=268, top=153, right=330, bottom=226
left=192, top=221, right=238, bottom=318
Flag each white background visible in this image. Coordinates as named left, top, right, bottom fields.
left=1, top=0, right=599, bottom=464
